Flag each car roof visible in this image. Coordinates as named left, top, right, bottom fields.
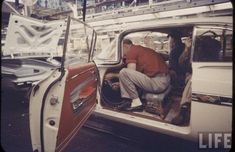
left=122, top=16, right=233, bottom=32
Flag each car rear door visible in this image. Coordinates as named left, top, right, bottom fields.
left=29, top=17, right=99, bottom=152
left=190, top=25, right=232, bottom=139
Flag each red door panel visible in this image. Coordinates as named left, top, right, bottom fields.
left=56, top=62, right=98, bottom=152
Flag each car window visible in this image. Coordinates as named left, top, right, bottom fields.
left=124, top=31, right=169, bottom=54
left=93, top=36, right=119, bottom=63
left=65, top=18, right=95, bottom=64
left=193, top=26, right=232, bottom=62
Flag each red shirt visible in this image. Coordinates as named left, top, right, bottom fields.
left=126, top=45, right=168, bottom=77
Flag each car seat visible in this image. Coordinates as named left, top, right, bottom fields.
left=142, top=85, right=172, bottom=119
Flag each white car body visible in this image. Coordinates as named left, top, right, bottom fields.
left=3, top=13, right=232, bottom=152
left=93, top=16, right=232, bottom=142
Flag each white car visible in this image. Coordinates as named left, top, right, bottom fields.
left=3, top=14, right=232, bottom=152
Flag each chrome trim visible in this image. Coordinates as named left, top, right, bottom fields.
left=192, top=93, right=232, bottom=107
left=66, top=67, right=95, bottom=81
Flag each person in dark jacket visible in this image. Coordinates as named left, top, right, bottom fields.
left=168, top=30, right=185, bottom=88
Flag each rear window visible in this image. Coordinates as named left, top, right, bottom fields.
left=193, top=26, right=232, bottom=62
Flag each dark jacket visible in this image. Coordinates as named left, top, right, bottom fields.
left=169, top=43, right=185, bottom=75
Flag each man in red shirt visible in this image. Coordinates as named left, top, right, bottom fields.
left=106, top=39, right=170, bottom=111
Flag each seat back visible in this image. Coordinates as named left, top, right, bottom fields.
left=143, top=85, right=172, bottom=117
left=144, top=85, right=171, bottom=105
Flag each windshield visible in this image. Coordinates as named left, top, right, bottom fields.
left=93, top=36, right=119, bottom=64
left=64, top=17, right=96, bottom=64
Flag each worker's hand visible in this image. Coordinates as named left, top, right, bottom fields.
left=184, top=37, right=192, bottom=50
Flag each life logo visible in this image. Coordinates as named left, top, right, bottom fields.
left=198, top=132, right=231, bottom=149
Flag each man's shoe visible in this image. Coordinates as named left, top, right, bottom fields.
left=115, top=101, right=131, bottom=110
left=124, top=105, right=144, bottom=112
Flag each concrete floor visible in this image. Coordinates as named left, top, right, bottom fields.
left=1, top=92, right=230, bottom=152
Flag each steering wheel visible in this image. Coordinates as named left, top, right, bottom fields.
left=104, top=79, right=120, bottom=91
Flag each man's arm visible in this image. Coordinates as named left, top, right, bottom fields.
left=105, top=63, right=136, bottom=81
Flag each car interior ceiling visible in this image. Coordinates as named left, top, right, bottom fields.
left=151, top=26, right=193, bottom=36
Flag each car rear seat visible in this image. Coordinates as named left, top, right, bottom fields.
left=142, top=85, right=172, bottom=119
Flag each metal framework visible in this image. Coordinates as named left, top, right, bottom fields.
left=77, top=0, right=232, bottom=34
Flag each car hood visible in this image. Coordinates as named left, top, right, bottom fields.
left=3, top=13, right=65, bottom=58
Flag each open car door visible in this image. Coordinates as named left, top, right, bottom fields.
left=190, top=26, right=232, bottom=139
left=29, top=16, right=98, bottom=152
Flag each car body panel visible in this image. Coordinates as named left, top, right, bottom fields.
left=29, top=63, right=98, bottom=152
left=191, top=62, right=232, bottom=97
left=55, top=63, right=98, bottom=151
left=1, top=58, right=59, bottom=100
left=3, top=11, right=233, bottom=150
left=13, top=14, right=100, bottom=152
left=190, top=101, right=232, bottom=141
left=93, top=16, right=233, bottom=142
left=189, top=25, right=232, bottom=140
left=3, top=13, right=64, bottom=57
left=1, top=13, right=65, bottom=100
left=29, top=69, right=64, bottom=152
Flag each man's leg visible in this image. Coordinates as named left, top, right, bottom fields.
left=119, top=68, right=170, bottom=97
left=119, top=68, right=154, bottom=100
left=118, top=68, right=170, bottom=110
